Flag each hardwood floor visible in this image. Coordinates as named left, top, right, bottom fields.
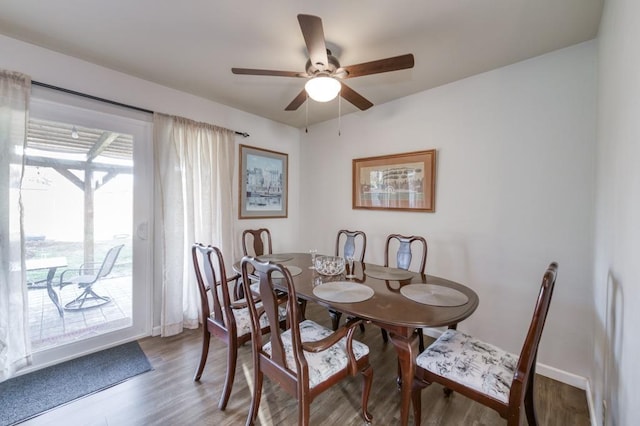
left=22, top=302, right=591, bottom=425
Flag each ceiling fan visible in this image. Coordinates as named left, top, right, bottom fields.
left=232, top=14, right=415, bottom=111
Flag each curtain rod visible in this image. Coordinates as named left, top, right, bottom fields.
left=32, top=80, right=250, bottom=138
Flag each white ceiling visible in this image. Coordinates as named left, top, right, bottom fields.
left=0, top=1, right=603, bottom=128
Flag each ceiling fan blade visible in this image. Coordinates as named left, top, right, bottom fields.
left=340, top=82, right=374, bottom=110
left=343, top=54, right=415, bottom=78
left=298, top=14, right=329, bottom=70
left=232, top=68, right=308, bottom=78
left=285, top=89, right=307, bottom=111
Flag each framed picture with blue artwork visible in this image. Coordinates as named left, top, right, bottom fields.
left=239, top=144, right=288, bottom=219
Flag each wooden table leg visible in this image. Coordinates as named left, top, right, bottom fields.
left=387, top=328, right=419, bottom=426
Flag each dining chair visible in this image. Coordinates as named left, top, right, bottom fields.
left=329, top=229, right=367, bottom=330
left=381, top=234, right=428, bottom=350
left=242, top=228, right=273, bottom=257
left=191, top=243, right=285, bottom=410
left=240, top=256, right=374, bottom=425
left=411, top=262, right=559, bottom=426
left=242, top=228, right=307, bottom=319
left=238, top=228, right=273, bottom=299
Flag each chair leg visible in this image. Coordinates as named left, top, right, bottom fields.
left=440, top=323, right=458, bottom=397
left=193, top=328, right=210, bottom=381
left=298, top=298, right=307, bottom=320
left=411, top=380, right=424, bottom=426
left=361, top=364, right=374, bottom=423
left=417, top=328, right=425, bottom=352
left=219, top=342, right=238, bottom=410
left=64, top=286, right=111, bottom=310
left=88, top=288, right=110, bottom=302
left=246, top=370, right=263, bottom=426
left=300, top=394, right=311, bottom=426
left=328, top=309, right=342, bottom=331
left=524, top=375, right=538, bottom=425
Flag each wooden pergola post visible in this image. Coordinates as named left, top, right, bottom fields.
left=26, top=130, right=130, bottom=268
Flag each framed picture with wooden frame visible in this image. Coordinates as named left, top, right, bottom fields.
left=239, top=144, right=288, bottom=219
left=352, top=149, right=436, bottom=212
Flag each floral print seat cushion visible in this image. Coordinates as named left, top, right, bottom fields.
left=416, top=329, right=518, bottom=403
left=213, top=287, right=286, bottom=338
left=263, top=319, right=370, bottom=389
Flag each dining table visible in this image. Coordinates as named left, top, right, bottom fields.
left=235, top=252, right=479, bottom=425
left=25, top=256, right=68, bottom=317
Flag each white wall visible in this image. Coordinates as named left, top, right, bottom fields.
left=594, top=0, right=640, bottom=424
left=2, top=32, right=603, bottom=396
left=300, top=41, right=597, bottom=383
left=0, top=34, right=300, bottom=327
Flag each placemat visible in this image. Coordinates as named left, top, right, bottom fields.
left=272, top=265, right=303, bottom=278
left=364, top=266, right=414, bottom=281
left=257, top=254, right=293, bottom=263
left=400, top=284, right=468, bottom=306
left=313, top=282, right=375, bottom=303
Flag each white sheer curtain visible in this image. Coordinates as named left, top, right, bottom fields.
left=0, top=70, right=31, bottom=381
left=154, top=113, right=236, bottom=336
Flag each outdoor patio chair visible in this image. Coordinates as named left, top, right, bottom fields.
left=58, top=244, right=124, bottom=313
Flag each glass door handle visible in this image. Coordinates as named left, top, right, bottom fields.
left=136, top=222, right=148, bottom=240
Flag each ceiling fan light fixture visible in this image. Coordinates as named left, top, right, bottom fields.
left=305, top=76, right=341, bottom=102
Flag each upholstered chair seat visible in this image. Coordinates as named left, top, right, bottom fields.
left=264, top=319, right=370, bottom=388
left=416, top=329, right=517, bottom=403
left=215, top=299, right=286, bottom=338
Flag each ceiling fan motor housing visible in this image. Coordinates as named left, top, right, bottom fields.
left=305, top=49, right=343, bottom=77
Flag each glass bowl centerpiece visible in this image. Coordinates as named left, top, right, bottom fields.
left=314, top=255, right=345, bottom=276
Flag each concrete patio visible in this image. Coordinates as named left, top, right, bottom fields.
left=28, top=275, right=132, bottom=352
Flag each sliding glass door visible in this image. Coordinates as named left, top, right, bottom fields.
left=22, top=87, right=152, bottom=370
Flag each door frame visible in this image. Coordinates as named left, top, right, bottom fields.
left=21, top=86, right=153, bottom=373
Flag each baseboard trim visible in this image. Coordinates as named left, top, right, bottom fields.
left=584, top=379, right=598, bottom=426
left=535, top=362, right=587, bottom=389
left=151, top=325, right=162, bottom=336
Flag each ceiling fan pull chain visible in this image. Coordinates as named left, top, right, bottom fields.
left=305, top=93, right=309, bottom=133
left=338, top=94, right=341, bottom=136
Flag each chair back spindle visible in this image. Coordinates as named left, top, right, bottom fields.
left=384, top=234, right=427, bottom=274
left=192, top=244, right=234, bottom=331
left=242, top=228, right=273, bottom=257
left=335, top=229, right=366, bottom=262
